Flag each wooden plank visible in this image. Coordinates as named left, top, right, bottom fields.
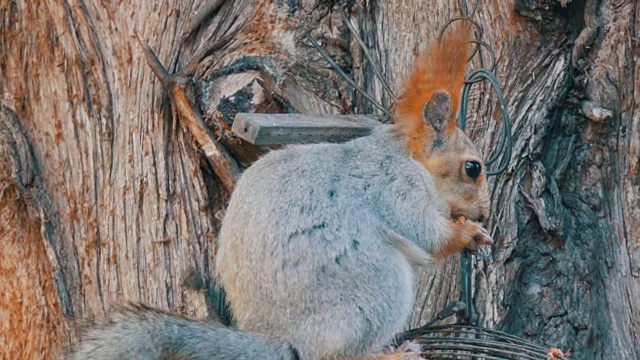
left=232, top=113, right=383, bottom=145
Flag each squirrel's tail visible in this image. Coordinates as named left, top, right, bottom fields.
left=65, top=304, right=298, bottom=360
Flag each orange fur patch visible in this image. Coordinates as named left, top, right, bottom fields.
left=394, top=23, right=472, bottom=161
left=433, top=218, right=477, bottom=261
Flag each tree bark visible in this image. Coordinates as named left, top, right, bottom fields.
left=0, top=0, right=637, bottom=359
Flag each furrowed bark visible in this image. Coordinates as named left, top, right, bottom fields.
left=1, top=0, right=637, bottom=358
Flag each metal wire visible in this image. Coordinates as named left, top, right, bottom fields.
left=468, top=40, right=497, bottom=73
left=305, top=33, right=393, bottom=119
left=341, top=9, right=398, bottom=101
left=458, top=68, right=512, bottom=176
left=460, top=251, right=474, bottom=323
left=438, top=16, right=484, bottom=61
left=402, top=324, right=551, bottom=359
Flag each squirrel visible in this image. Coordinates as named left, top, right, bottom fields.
left=65, top=22, right=492, bottom=360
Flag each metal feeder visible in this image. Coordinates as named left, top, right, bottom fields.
left=405, top=323, right=555, bottom=359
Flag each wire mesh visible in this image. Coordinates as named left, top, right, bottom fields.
left=405, top=324, right=552, bottom=360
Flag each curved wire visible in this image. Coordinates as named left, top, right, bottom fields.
left=438, top=16, right=484, bottom=61
left=458, top=68, right=512, bottom=176
left=438, top=16, right=484, bottom=43
left=311, top=11, right=511, bottom=176
left=467, top=40, right=497, bottom=73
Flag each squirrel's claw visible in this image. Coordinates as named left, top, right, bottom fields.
left=466, top=223, right=493, bottom=254
left=474, top=226, right=493, bottom=245
left=466, top=224, right=493, bottom=260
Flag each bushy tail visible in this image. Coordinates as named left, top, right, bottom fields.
left=66, top=304, right=297, bottom=360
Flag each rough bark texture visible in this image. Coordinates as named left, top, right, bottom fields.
left=1, top=1, right=222, bottom=357
left=0, top=108, right=70, bottom=360
left=0, top=0, right=637, bottom=359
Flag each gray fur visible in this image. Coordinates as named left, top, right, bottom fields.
left=66, top=305, right=297, bottom=360
left=385, top=229, right=435, bottom=268
left=67, top=124, right=485, bottom=360
left=216, top=125, right=449, bottom=360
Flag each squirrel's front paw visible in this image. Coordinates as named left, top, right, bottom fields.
left=471, top=225, right=493, bottom=259
left=455, top=217, right=493, bottom=256
left=434, top=217, right=494, bottom=261
left=465, top=221, right=493, bottom=253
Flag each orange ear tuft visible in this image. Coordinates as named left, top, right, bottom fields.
left=394, top=22, right=472, bottom=161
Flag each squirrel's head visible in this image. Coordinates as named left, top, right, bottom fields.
left=394, top=23, right=490, bottom=222
left=420, top=92, right=490, bottom=222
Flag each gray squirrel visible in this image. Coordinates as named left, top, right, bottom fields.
left=66, top=22, right=492, bottom=360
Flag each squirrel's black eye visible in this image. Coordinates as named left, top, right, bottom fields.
left=465, top=161, right=482, bottom=181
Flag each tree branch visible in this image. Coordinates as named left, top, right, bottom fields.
left=135, top=32, right=240, bottom=191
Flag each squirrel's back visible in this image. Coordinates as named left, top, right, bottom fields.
left=215, top=125, right=446, bottom=359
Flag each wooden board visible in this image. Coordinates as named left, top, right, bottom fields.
left=232, top=113, right=383, bottom=145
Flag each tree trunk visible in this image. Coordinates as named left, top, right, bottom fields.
left=0, top=0, right=637, bottom=359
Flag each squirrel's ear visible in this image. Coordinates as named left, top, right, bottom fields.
left=423, top=91, right=453, bottom=140
left=394, top=22, right=470, bottom=160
